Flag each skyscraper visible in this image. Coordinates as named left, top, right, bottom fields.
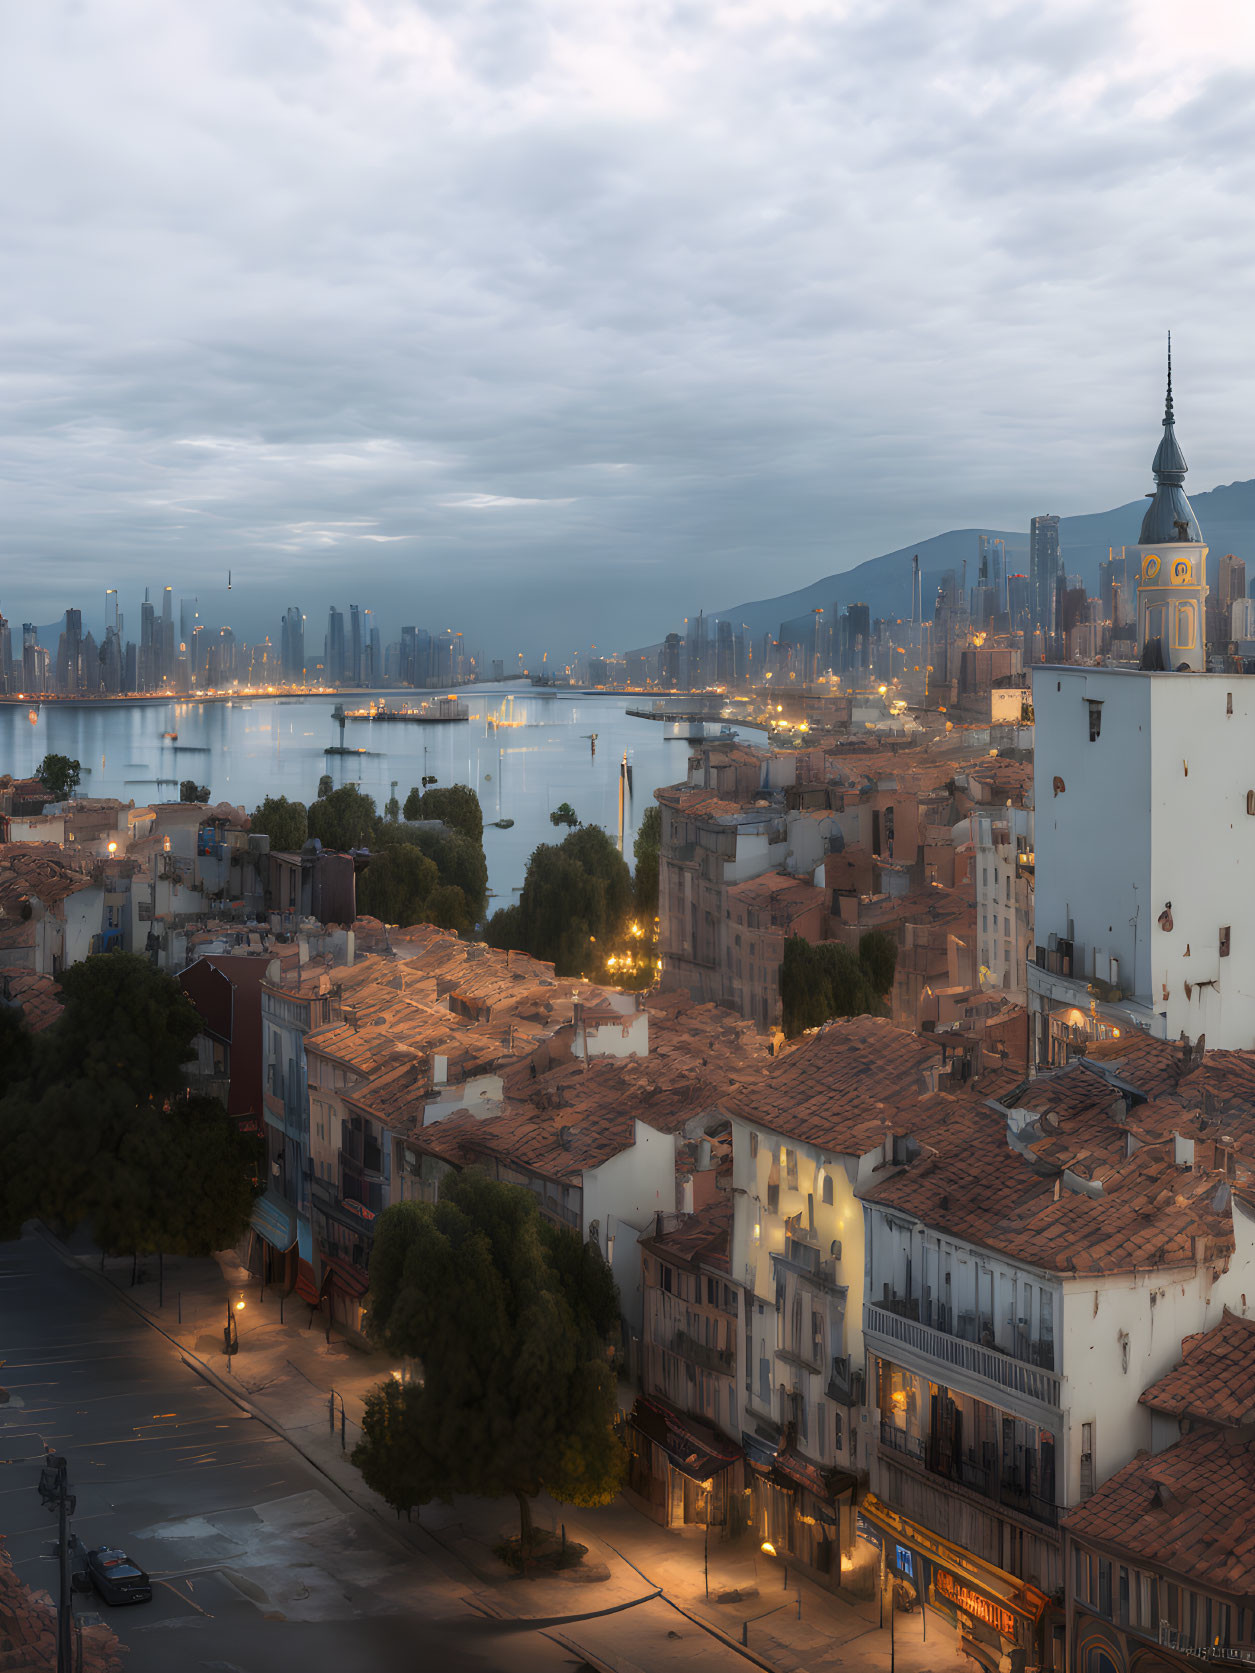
left=281, top=607, right=305, bottom=681
left=349, top=605, right=363, bottom=685
left=1029, top=515, right=1062, bottom=633
left=326, top=608, right=346, bottom=682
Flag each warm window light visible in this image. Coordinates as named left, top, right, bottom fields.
left=107, top=841, right=117, bottom=854
left=761, top=1541, right=777, bottom=1557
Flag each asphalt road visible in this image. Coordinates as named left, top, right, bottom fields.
left=0, top=1232, right=576, bottom=1673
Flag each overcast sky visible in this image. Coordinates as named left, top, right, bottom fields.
left=3, top=0, right=1254, bottom=661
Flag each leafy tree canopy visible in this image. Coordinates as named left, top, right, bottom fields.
left=355, top=844, right=439, bottom=927
left=353, top=1171, right=624, bottom=1544
left=485, top=825, right=632, bottom=977
left=307, top=783, right=378, bottom=851
left=632, top=803, right=661, bottom=918
left=550, top=801, right=579, bottom=828
left=380, top=824, right=487, bottom=922
left=317, top=773, right=334, bottom=800
left=0, top=955, right=259, bottom=1252
left=180, top=779, right=210, bottom=803
left=35, top=754, right=81, bottom=800
left=250, top=795, right=308, bottom=853
left=402, top=783, right=483, bottom=844
left=779, top=933, right=897, bottom=1037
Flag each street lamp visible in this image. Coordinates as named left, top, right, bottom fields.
left=37, top=1451, right=75, bottom=1672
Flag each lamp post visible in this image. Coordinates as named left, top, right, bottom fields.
left=38, top=1450, right=75, bottom=1673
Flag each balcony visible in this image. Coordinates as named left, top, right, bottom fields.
left=864, top=1303, right=1061, bottom=1409
left=879, top=1422, right=1058, bottom=1528
left=673, top=1330, right=736, bottom=1375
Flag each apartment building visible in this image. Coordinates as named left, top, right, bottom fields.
left=859, top=1037, right=1255, bottom=1671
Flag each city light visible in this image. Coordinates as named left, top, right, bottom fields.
left=761, top=1541, right=777, bottom=1557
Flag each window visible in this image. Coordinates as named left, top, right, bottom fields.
left=767, top=1182, right=779, bottom=1213
left=661, top=1264, right=673, bottom=1294
left=759, top=1356, right=770, bottom=1400
left=1221, top=925, right=1232, bottom=958
left=786, top=1150, right=798, bottom=1190
left=1080, top=1420, right=1095, bottom=1499
left=1118, top=1566, right=1129, bottom=1625
left=1087, top=699, right=1103, bottom=742
left=1098, top=1558, right=1112, bottom=1619
left=822, top=1174, right=834, bottom=1206
left=749, top=1132, right=759, bottom=1159
left=834, top=1409, right=844, bottom=1452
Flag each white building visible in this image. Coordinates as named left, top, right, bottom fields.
left=1030, top=667, right=1255, bottom=1064
left=972, top=806, right=1033, bottom=1001
left=859, top=1044, right=1255, bottom=1670
left=1028, top=360, right=1255, bottom=1064
left=725, top=1017, right=943, bottom=1584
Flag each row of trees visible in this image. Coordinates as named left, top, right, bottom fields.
left=0, top=954, right=259, bottom=1254
left=779, top=930, right=898, bottom=1036
left=250, top=779, right=489, bottom=931
left=352, top=1171, right=624, bottom=1548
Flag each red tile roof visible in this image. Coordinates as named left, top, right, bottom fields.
left=1063, top=1426, right=1255, bottom=1598
left=1138, top=1308, right=1255, bottom=1427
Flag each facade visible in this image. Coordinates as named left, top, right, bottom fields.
left=1030, top=668, right=1255, bottom=1063
left=860, top=1040, right=1255, bottom=1671
left=1065, top=1309, right=1255, bottom=1673
left=973, top=807, right=1034, bottom=1000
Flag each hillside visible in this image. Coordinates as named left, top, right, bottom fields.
left=663, top=477, right=1255, bottom=647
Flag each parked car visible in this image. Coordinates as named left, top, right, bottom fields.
left=86, top=1548, right=152, bottom=1606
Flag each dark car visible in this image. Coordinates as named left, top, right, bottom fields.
left=86, top=1548, right=152, bottom=1606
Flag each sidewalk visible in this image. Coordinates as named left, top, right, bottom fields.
left=77, top=1244, right=970, bottom=1673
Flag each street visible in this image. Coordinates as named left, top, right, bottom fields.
left=0, top=1232, right=575, bottom=1673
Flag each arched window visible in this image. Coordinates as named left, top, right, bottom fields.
left=1174, top=600, right=1197, bottom=651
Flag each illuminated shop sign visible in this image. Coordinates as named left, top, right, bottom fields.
left=934, top=1568, right=1016, bottom=1641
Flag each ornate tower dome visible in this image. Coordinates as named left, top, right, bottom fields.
left=1139, top=334, right=1203, bottom=545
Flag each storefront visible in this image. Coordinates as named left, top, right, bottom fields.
left=746, top=1437, right=857, bottom=1591
left=858, top=1492, right=1051, bottom=1671
left=247, top=1188, right=298, bottom=1287
left=624, top=1396, right=743, bottom=1530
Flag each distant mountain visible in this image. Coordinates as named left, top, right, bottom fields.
left=681, top=477, right=1255, bottom=644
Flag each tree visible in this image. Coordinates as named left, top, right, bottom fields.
left=858, top=930, right=898, bottom=998
left=307, top=783, right=379, bottom=851
left=403, top=784, right=483, bottom=844
left=779, top=934, right=896, bottom=1037
left=180, top=779, right=210, bottom=803
left=633, top=804, right=661, bottom=917
left=317, top=773, right=334, bottom=800
left=53, top=953, right=204, bottom=1102
left=355, top=845, right=439, bottom=926
left=485, top=826, right=632, bottom=976
left=550, top=802, right=579, bottom=828
left=380, top=824, right=487, bottom=922
left=352, top=1172, right=624, bottom=1546
left=425, top=883, right=471, bottom=932
left=0, top=955, right=259, bottom=1251
left=250, top=795, right=308, bottom=852
left=35, top=754, right=81, bottom=800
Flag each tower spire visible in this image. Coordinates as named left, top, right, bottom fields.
left=1165, top=330, right=1174, bottom=426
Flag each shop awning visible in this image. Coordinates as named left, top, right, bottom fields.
left=294, top=1217, right=320, bottom=1304
left=629, top=1397, right=742, bottom=1482
left=320, top=1253, right=371, bottom=1299
left=250, top=1189, right=298, bottom=1253
left=770, top=1444, right=858, bottom=1504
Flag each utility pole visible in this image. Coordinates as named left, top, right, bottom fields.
left=38, top=1450, right=75, bottom=1673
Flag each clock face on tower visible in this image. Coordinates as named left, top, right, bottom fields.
left=1171, top=557, right=1192, bottom=585
left=1142, top=554, right=1161, bottom=580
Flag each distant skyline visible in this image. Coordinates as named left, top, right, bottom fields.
left=3, top=1, right=1254, bottom=658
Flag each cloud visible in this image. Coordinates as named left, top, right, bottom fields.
left=1, top=0, right=1254, bottom=659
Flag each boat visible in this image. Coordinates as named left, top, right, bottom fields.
left=325, top=745, right=368, bottom=756
left=162, top=731, right=178, bottom=740
left=492, top=818, right=515, bottom=829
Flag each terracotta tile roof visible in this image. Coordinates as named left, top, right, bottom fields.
left=655, top=783, right=763, bottom=821
left=0, top=969, right=63, bottom=1032
left=640, top=1196, right=733, bottom=1270
left=1063, top=1426, right=1255, bottom=1598
left=723, top=1016, right=944, bottom=1155
left=0, top=843, right=95, bottom=915
left=0, top=1535, right=123, bottom=1673
left=1138, top=1308, right=1255, bottom=1427
left=1082, top=1032, right=1190, bottom=1098
left=863, top=1107, right=1235, bottom=1275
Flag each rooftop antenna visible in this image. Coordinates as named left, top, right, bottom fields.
left=227, top=569, right=232, bottom=590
